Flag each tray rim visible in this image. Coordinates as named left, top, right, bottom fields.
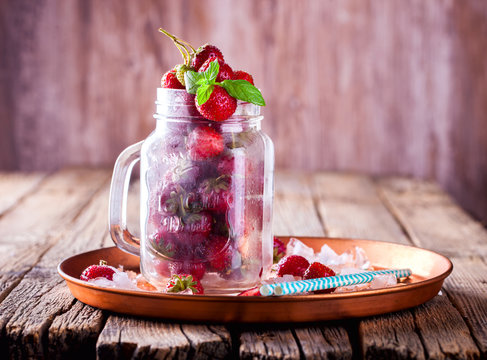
left=58, top=236, right=453, bottom=303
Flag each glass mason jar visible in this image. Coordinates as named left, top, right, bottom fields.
left=109, top=88, right=274, bottom=294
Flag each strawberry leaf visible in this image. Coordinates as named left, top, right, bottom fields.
left=185, top=71, right=204, bottom=94
left=220, top=80, right=266, bottom=106
left=204, top=59, right=220, bottom=82
left=196, top=84, right=214, bottom=105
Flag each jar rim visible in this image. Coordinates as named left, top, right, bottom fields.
left=155, top=88, right=261, bottom=118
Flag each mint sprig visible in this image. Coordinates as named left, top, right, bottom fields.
left=184, top=59, right=265, bottom=107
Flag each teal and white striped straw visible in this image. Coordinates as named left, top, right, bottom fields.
left=259, top=268, right=412, bottom=296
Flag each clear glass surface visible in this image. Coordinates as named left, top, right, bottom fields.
left=110, top=89, right=274, bottom=294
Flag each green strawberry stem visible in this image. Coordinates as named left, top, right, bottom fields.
left=158, top=28, right=196, bottom=66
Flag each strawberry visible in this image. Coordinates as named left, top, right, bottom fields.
left=170, top=261, right=206, bottom=280
left=175, top=64, right=193, bottom=86
left=205, top=235, right=233, bottom=272
left=233, top=70, right=254, bottom=85
left=163, top=161, right=202, bottom=188
left=80, top=260, right=116, bottom=281
left=161, top=70, right=185, bottom=89
left=216, top=149, right=246, bottom=177
left=191, top=44, right=225, bottom=71
left=165, top=274, right=204, bottom=294
left=187, top=126, right=225, bottom=160
left=238, top=287, right=261, bottom=296
left=198, top=57, right=233, bottom=82
left=195, top=85, right=237, bottom=121
left=276, top=255, right=310, bottom=277
left=198, top=176, right=233, bottom=213
left=303, top=262, right=336, bottom=294
left=273, top=237, right=286, bottom=263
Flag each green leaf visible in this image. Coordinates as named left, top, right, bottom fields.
left=196, top=84, right=214, bottom=105
left=220, top=80, right=266, bottom=106
left=204, top=59, right=219, bottom=82
left=184, top=70, right=204, bottom=94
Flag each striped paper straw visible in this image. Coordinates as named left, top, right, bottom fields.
left=259, top=268, right=412, bottom=296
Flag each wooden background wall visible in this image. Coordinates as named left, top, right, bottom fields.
left=1, top=0, right=487, bottom=223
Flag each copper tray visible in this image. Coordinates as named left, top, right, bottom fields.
left=58, top=237, right=452, bottom=323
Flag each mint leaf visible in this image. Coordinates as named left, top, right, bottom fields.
left=196, top=84, right=214, bottom=105
left=220, top=80, right=266, bottom=106
left=204, top=59, right=219, bottom=82
left=185, top=71, right=204, bottom=94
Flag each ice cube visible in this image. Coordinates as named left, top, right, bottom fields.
left=286, top=237, right=315, bottom=261
left=316, top=244, right=353, bottom=265
left=112, top=271, right=139, bottom=291
left=354, top=246, right=371, bottom=270
left=369, top=274, right=397, bottom=289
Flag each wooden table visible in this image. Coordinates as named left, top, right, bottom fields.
left=0, top=168, right=486, bottom=359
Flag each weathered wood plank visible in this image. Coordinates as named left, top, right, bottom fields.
left=48, top=301, right=105, bottom=360
left=359, top=310, right=425, bottom=360
left=240, top=328, right=300, bottom=360
left=440, top=257, right=487, bottom=358
left=0, top=168, right=110, bottom=305
left=378, top=177, right=486, bottom=359
left=0, top=172, right=46, bottom=216
left=309, top=173, right=410, bottom=244
left=294, top=326, right=353, bottom=360
left=0, top=171, right=110, bottom=359
left=96, top=317, right=190, bottom=360
left=0, top=168, right=109, bottom=245
left=378, top=177, right=487, bottom=257
left=97, top=318, right=231, bottom=360
left=413, top=295, right=480, bottom=360
left=273, top=171, right=325, bottom=237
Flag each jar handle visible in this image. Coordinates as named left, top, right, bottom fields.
left=109, top=141, right=143, bottom=256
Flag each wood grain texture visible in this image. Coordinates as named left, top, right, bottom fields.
left=1, top=0, right=487, bottom=224
left=0, top=177, right=110, bottom=359
left=378, top=176, right=487, bottom=359
left=0, top=172, right=46, bottom=215
left=309, top=173, right=410, bottom=244
left=239, top=328, right=300, bottom=360
left=0, top=168, right=109, bottom=305
left=378, top=177, right=487, bottom=257
left=443, top=257, right=487, bottom=358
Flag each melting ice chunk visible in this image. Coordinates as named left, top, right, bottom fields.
left=286, top=237, right=315, bottom=261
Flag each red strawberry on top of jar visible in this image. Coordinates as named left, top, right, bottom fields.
left=161, top=70, right=185, bottom=89
left=198, top=57, right=234, bottom=82
left=233, top=70, right=254, bottom=85
left=195, top=85, right=237, bottom=122
left=191, top=44, right=225, bottom=71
